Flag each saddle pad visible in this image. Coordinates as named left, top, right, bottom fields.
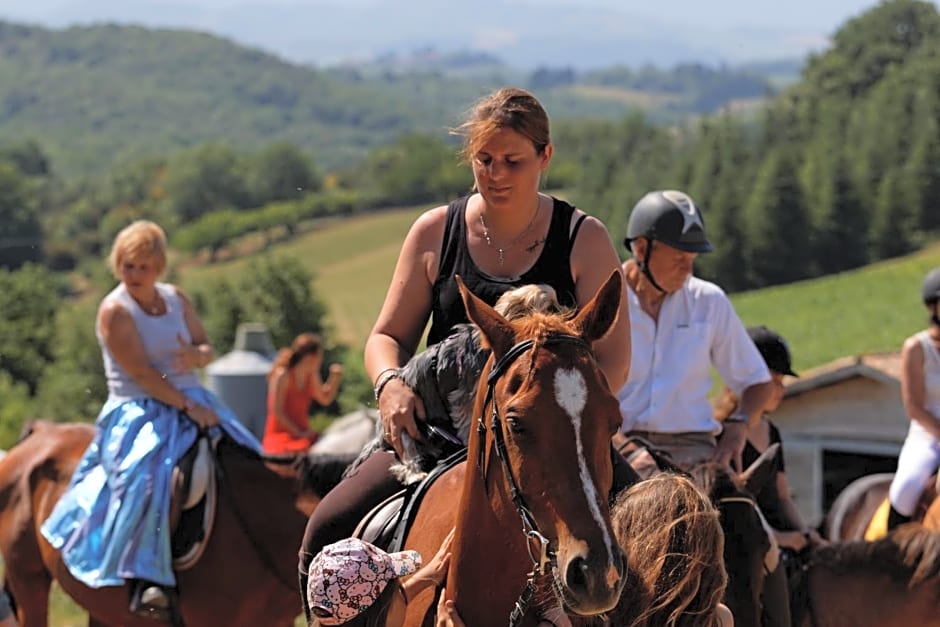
left=354, top=449, right=466, bottom=554
left=864, top=498, right=890, bottom=541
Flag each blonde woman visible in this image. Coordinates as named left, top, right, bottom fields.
left=40, top=220, right=260, bottom=621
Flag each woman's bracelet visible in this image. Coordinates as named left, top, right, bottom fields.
left=373, top=368, right=402, bottom=402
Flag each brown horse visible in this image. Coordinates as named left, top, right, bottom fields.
left=401, top=271, right=626, bottom=627
left=799, top=524, right=940, bottom=626
left=825, top=472, right=937, bottom=542
left=0, top=420, right=353, bottom=626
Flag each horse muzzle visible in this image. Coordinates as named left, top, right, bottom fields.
left=556, top=543, right=625, bottom=615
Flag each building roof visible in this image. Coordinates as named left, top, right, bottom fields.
left=783, top=351, right=902, bottom=398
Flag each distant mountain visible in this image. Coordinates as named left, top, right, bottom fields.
left=0, top=20, right=787, bottom=177
left=1, top=0, right=839, bottom=70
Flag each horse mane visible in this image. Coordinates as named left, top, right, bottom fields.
left=508, top=311, right=582, bottom=378
left=218, top=438, right=356, bottom=498
left=811, top=524, right=940, bottom=587
left=687, top=462, right=740, bottom=501
left=510, top=310, right=576, bottom=341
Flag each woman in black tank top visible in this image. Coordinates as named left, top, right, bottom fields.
left=368, top=89, right=629, bottom=451
left=297, top=88, right=632, bottom=622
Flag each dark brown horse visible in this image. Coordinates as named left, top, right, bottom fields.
left=825, top=472, right=937, bottom=542
left=0, top=420, right=353, bottom=626
left=690, top=459, right=777, bottom=627
left=799, top=524, right=940, bottom=626
left=401, top=271, right=626, bottom=627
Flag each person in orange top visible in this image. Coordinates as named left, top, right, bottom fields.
left=263, top=333, right=344, bottom=454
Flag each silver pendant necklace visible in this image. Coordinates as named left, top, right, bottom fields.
left=479, top=197, right=541, bottom=268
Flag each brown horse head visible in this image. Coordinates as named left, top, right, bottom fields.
left=454, top=270, right=625, bottom=617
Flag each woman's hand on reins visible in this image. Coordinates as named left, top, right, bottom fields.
left=186, top=403, right=220, bottom=430
left=378, top=377, right=425, bottom=458
left=713, top=422, right=746, bottom=472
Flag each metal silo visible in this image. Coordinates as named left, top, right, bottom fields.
left=206, top=323, right=276, bottom=440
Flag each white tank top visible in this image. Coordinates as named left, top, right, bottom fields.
left=97, top=282, right=201, bottom=401
left=916, top=330, right=940, bottom=423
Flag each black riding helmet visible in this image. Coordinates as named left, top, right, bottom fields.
left=624, top=190, right=712, bottom=292
left=624, top=190, right=713, bottom=254
left=922, top=267, right=940, bottom=305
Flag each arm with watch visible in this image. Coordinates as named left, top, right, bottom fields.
left=712, top=379, right=775, bottom=471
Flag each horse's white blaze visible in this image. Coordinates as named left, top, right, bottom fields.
left=554, top=368, right=616, bottom=566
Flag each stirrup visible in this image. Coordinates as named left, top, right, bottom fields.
left=129, top=580, right=172, bottom=622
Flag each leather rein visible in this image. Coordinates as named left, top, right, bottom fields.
left=475, top=333, right=594, bottom=627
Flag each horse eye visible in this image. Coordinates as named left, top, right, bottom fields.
left=506, top=418, right=526, bottom=435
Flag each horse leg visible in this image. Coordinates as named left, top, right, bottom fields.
left=6, top=571, right=52, bottom=627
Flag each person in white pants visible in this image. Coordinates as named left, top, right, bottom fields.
left=887, top=266, right=940, bottom=530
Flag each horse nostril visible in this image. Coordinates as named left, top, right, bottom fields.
left=565, top=555, right=590, bottom=593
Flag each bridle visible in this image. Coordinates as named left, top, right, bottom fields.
left=718, top=494, right=780, bottom=575
left=475, top=333, right=594, bottom=626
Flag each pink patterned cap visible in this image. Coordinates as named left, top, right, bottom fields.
left=308, top=538, right=422, bottom=625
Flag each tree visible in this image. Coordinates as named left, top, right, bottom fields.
left=744, top=149, right=813, bottom=287
left=869, top=168, right=917, bottom=259
left=163, top=143, right=252, bottom=222
left=35, top=299, right=108, bottom=423
left=0, top=161, right=43, bottom=269
left=248, top=142, right=321, bottom=205
left=0, top=264, right=65, bottom=394
left=814, top=154, right=869, bottom=273
left=0, top=140, right=51, bottom=176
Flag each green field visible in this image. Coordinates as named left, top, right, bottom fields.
left=180, top=206, right=428, bottom=351
left=731, top=244, right=940, bottom=371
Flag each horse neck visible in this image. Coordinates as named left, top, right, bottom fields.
left=217, top=446, right=311, bottom=563
left=449, top=432, right=533, bottom=623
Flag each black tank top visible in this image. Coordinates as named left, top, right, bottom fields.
left=427, top=195, right=584, bottom=346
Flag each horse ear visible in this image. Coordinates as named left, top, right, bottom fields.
left=571, top=270, right=623, bottom=344
left=457, top=275, right=515, bottom=358
left=739, top=442, right=780, bottom=495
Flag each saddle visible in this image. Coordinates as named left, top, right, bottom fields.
left=169, top=434, right=218, bottom=570
left=864, top=473, right=939, bottom=541
left=615, top=435, right=686, bottom=478
left=354, top=449, right=466, bottom=552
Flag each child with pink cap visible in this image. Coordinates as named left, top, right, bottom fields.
left=307, top=531, right=452, bottom=626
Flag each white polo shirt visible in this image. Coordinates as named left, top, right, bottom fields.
left=617, top=275, right=770, bottom=434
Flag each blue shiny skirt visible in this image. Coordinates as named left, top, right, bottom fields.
left=40, top=387, right=261, bottom=588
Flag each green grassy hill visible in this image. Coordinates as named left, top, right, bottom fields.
left=179, top=204, right=940, bottom=367
left=732, top=244, right=940, bottom=370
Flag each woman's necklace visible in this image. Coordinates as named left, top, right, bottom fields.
left=479, top=197, right=542, bottom=268
left=137, top=291, right=161, bottom=315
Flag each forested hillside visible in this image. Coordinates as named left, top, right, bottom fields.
left=568, top=0, right=940, bottom=292
left=0, top=20, right=775, bottom=176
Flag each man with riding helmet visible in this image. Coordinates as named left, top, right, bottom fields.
left=615, top=190, right=774, bottom=471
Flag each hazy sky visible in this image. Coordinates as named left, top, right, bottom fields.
left=0, top=0, right=895, bottom=27
left=0, top=0, right=929, bottom=67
